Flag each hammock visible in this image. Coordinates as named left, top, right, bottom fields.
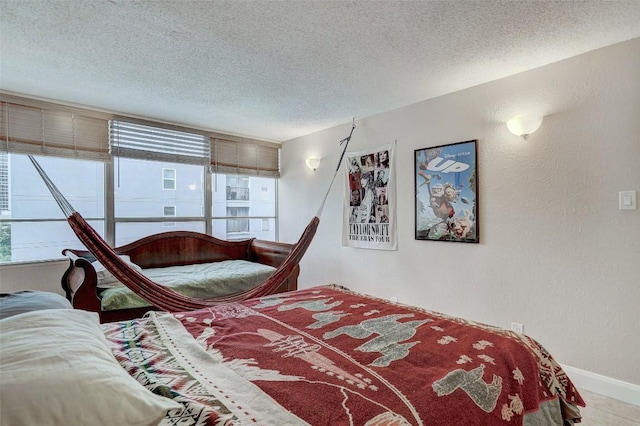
left=30, top=122, right=355, bottom=312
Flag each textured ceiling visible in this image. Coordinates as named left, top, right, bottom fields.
left=1, top=1, right=639, bottom=142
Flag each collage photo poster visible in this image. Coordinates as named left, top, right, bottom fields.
left=343, top=143, right=397, bottom=250
left=414, top=139, right=478, bottom=243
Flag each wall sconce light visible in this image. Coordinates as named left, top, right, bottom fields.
left=305, top=158, right=321, bottom=171
left=506, top=115, right=543, bottom=140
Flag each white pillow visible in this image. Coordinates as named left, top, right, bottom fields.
left=92, top=255, right=143, bottom=288
left=0, top=309, right=181, bottom=426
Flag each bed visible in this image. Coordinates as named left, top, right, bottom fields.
left=60, top=231, right=299, bottom=323
left=0, top=284, right=584, bottom=425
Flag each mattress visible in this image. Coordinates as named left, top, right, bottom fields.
left=99, top=260, right=276, bottom=311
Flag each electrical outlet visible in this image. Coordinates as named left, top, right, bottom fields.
left=389, top=296, right=399, bottom=303
left=619, top=191, right=637, bottom=210
left=511, top=322, right=524, bottom=334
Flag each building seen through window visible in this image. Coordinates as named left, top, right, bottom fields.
left=226, top=176, right=249, bottom=200
left=0, top=154, right=277, bottom=262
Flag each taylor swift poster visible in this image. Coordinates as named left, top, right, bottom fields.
left=343, top=143, right=397, bottom=250
left=415, top=140, right=478, bottom=243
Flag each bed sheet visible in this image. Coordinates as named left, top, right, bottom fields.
left=99, top=259, right=276, bottom=311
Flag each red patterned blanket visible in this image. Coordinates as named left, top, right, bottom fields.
left=103, top=285, right=584, bottom=425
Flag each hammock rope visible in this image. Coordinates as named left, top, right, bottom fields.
left=29, top=121, right=355, bottom=311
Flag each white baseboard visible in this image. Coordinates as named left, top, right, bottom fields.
left=562, top=364, right=640, bottom=407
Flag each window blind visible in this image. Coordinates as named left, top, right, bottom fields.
left=211, top=136, right=280, bottom=178
left=110, top=120, right=210, bottom=166
left=0, top=101, right=110, bottom=161
left=1, top=94, right=279, bottom=175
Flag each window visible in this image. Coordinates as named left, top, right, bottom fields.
left=226, top=207, right=249, bottom=234
left=114, top=158, right=204, bottom=244
left=163, top=205, right=176, bottom=227
left=1, top=162, right=277, bottom=262
left=0, top=96, right=280, bottom=263
left=260, top=186, right=269, bottom=201
left=212, top=174, right=276, bottom=241
left=0, top=154, right=105, bottom=262
left=226, top=176, right=249, bottom=200
left=111, top=119, right=209, bottom=244
left=1, top=97, right=108, bottom=262
left=162, top=168, right=176, bottom=190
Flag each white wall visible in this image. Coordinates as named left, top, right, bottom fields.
left=279, top=38, right=640, bottom=387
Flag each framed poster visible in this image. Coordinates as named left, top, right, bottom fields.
left=414, top=139, right=478, bottom=243
left=343, top=143, right=397, bottom=250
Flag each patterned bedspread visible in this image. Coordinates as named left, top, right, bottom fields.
left=103, top=285, right=584, bottom=425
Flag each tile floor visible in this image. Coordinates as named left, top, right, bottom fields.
left=578, top=389, right=640, bottom=425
